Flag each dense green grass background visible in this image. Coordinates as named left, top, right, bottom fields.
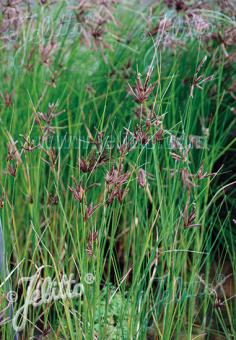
left=0, top=1, right=235, bottom=339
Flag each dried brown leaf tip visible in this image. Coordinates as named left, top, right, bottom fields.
left=68, top=179, right=85, bottom=203
left=128, top=66, right=156, bottom=104
left=190, top=56, right=214, bottom=98
left=137, top=168, right=146, bottom=188
left=86, top=231, right=98, bottom=257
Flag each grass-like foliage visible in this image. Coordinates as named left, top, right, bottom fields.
left=0, top=0, right=235, bottom=339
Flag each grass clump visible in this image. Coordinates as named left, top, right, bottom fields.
left=0, top=0, right=235, bottom=339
